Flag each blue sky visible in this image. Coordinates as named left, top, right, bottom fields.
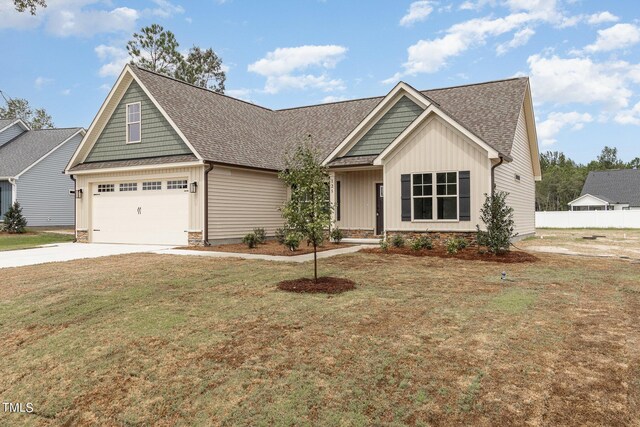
left=1, top=0, right=639, bottom=163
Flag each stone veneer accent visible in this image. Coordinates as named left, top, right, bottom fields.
left=76, top=230, right=88, bottom=243
left=387, top=230, right=477, bottom=247
left=188, top=231, right=204, bottom=246
left=341, top=228, right=377, bottom=239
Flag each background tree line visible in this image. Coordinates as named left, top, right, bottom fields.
left=536, top=146, right=640, bottom=211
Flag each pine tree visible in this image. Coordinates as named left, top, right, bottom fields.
left=2, top=202, right=28, bottom=234
left=476, top=191, right=516, bottom=254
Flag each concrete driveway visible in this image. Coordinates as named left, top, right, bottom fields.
left=0, top=243, right=175, bottom=269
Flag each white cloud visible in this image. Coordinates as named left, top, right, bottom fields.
left=527, top=54, right=636, bottom=109
left=496, top=27, right=535, bottom=55
left=615, top=102, right=640, bottom=125
left=34, top=76, right=53, bottom=89
left=537, top=111, right=593, bottom=146
left=584, top=23, right=640, bottom=53
left=587, top=11, right=619, bottom=25
left=400, top=1, right=434, bottom=27
left=321, top=95, right=347, bottom=103
left=95, top=44, right=129, bottom=78
left=61, top=89, right=71, bottom=96
left=0, top=1, right=41, bottom=30
left=248, top=45, right=348, bottom=94
left=148, top=0, right=184, bottom=18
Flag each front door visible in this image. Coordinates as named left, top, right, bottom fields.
left=376, top=183, right=384, bottom=235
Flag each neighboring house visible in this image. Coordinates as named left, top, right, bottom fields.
left=0, top=118, right=85, bottom=226
left=568, top=169, right=640, bottom=211
left=65, top=64, right=541, bottom=246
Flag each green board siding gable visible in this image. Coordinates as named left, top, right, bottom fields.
left=85, top=81, right=192, bottom=163
left=345, top=96, right=424, bottom=157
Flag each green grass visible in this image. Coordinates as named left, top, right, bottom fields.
left=0, top=231, right=74, bottom=251
left=0, top=250, right=639, bottom=425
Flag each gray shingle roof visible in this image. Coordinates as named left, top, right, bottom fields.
left=0, top=128, right=82, bottom=177
left=328, top=155, right=378, bottom=167
left=68, top=154, right=198, bottom=172
left=581, top=169, right=640, bottom=206
left=0, top=118, right=18, bottom=129
left=120, top=67, right=529, bottom=171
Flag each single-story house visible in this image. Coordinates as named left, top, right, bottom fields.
left=568, top=169, right=640, bottom=211
left=0, top=118, right=84, bottom=226
left=65, top=64, right=541, bottom=246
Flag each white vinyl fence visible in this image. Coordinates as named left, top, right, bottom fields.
left=535, top=210, right=640, bottom=229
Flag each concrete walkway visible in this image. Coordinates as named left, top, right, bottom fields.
left=154, top=244, right=373, bottom=263
left=0, top=243, right=175, bottom=269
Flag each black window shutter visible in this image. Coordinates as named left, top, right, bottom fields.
left=401, top=174, right=411, bottom=221
left=459, top=171, right=471, bottom=221
left=336, top=181, right=341, bottom=221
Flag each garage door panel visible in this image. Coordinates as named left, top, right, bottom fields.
left=91, top=181, right=189, bottom=245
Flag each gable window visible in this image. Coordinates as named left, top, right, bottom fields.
left=126, top=102, right=141, bottom=144
left=412, top=171, right=458, bottom=221
left=142, top=181, right=162, bottom=191
left=167, top=180, right=188, bottom=190
left=119, top=182, right=137, bottom=192
left=98, top=184, right=114, bottom=193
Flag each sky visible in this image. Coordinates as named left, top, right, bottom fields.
left=0, top=0, right=639, bottom=164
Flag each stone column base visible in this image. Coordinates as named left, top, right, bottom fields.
left=76, top=230, right=88, bottom=243
left=342, top=228, right=376, bottom=239
left=188, top=231, right=204, bottom=246
left=387, top=230, right=477, bottom=247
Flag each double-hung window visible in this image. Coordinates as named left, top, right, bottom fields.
left=412, top=171, right=458, bottom=220
left=126, top=102, right=141, bottom=143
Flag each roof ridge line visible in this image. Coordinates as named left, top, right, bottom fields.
left=131, top=65, right=275, bottom=113
left=423, top=76, right=529, bottom=92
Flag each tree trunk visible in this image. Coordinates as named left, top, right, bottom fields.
left=313, top=241, right=318, bottom=283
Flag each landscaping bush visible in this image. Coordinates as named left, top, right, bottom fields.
left=284, top=232, right=302, bottom=251
left=253, top=227, right=266, bottom=244
left=390, top=234, right=405, bottom=248
left=2, top=202, right=27, bottom=234
left=379, top=237, right=389, bottom=251
left=275, top=228, right=287, bottom=245
left=445, top=237, right=467, bottom=254
left=410, top=235, right=433, bottom=251
left=476, top=191, right=517, bottom=254
left=242, top=232, right=258, bottom=248
left=330, top=227, right=344, bottom=244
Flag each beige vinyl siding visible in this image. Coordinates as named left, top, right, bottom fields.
left=335, top=169, right=382, bottom=231
left=74, top=165, right=204, bottom=239
left=494, top=107, right=535, bottom=236
left=384, top=115, right=492, bottom=232
left=208, top=166, right=287, bottom=240
left=85, top=80, right=192, bottom=163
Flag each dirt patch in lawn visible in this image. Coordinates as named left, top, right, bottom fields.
left=179, top=240, right=353, bottom=256
left=362, top=246, right=539, bottom=263
left=277, top=276, right=356, bottom=294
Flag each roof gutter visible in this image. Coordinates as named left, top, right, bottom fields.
left=203, top=161, right=214, bottom=246
left=491, top=156, right=504, bottom=196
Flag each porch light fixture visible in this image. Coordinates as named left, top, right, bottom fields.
left=190, top=181, right=198, bottom=193
left=75, top=189, right=83, bottom=199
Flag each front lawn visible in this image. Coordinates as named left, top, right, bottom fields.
left=1, top=251, right=639, bottom=425
left=0, top=230, right=75, bottom=251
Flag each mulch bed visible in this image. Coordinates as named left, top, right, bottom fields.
left=277, top=276, right=356, bottom=294
left=362, top=246, right=539, bottom=263
left=179, top=240, right=353, bottom=257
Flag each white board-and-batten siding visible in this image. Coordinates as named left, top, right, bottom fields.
left=334, top=169, right=382, bottom=231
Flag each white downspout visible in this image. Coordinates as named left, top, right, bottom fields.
left=8, top=177, right=17, bottom=204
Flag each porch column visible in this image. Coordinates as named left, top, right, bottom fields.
left=329, top=171, right=336, bottom=227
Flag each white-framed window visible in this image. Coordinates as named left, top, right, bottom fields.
left=167, top=180, right=188, bottom=190
left=412, top=171, right=458, bottom=221
left=98, top=184, right=115, bottom=193
left=126, top=102, right=141, bottom=144
left=142, top=181, right=162, bottom=191
left=119, top=182, right=137, bottom=192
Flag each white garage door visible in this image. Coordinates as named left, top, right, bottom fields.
left=91, top=179, right=189, bottom=245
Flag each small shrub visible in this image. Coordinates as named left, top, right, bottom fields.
left=330, top=227, right=344, bottom=244
left=379, top=237, right=389, bottom=251
left=242, top=232, right=258, bottom=248
left=445, top=237, right=467, bottom=254
left=275, top=228, right=287, bottom=244
left=390, top=234, right=405, bottom=248
left=476, top=191, right=517, bottom=254
left=284, top=232, right=302, bottom=251
left=253, top=227, right=266, bottom=244
left=2, top=202, right=27, bottom=234
left=410, top=235, right=433, bottom=251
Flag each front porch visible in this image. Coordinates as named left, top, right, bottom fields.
left=329, top=165, right=384, bottom=239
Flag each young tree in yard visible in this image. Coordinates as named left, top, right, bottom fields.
left=2, top=202, right=28, bottom=234
left=0, top=97, right=54, bottom=129
left=476, top=191, right=516, bottom=254
left=127, top=24, right=226, bottom=93
left=279, top=137, right=331, bottom=282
